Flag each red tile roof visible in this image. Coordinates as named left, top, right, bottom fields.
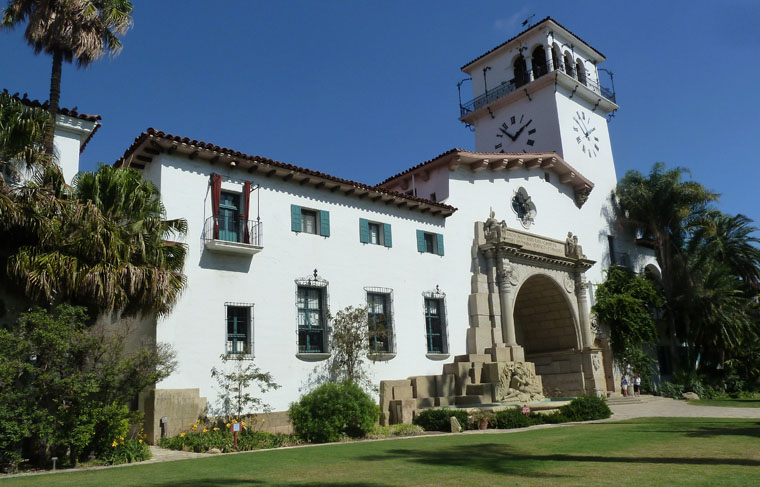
left=114, top=128, right=457, bottom=216
left=8, top=91, right=102, bottom=153
left=460, top=17, right=606, bottom=72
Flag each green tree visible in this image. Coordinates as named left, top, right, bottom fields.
left=0, top=305, right=175, bottom=470
left=0, top=90, right=49, bottom=186
left=5, top=164, right=187, bottom=316
left=210, top=354, right=280, bottom=421
left=593, top=266, right=662, bottom=376
left=616, top=163, right=717, bottom=362
left=1, top=0, right=133, bottom=154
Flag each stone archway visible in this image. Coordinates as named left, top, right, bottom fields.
left=513, top=274, right=586, bottom=396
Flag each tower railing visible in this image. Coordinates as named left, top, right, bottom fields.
left=460, top=59, right=616, bottom=117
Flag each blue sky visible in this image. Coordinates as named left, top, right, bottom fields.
left=2, top=1, right=759, bottom=226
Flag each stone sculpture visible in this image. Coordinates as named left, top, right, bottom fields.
left=494, top=362, right=545, bottom=403
left=484, top=208, right=508, bottom=244
left=564, top=232, right=586, bottom=259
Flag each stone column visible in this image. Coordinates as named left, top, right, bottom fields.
left=484, top=249, right=503, bottom=344
left=545, top=45, right=555, bottom=72
left=575, top=273, right=594, bottom=349
left=525, top=56, right=535, bottom=82
left=497, top=255, right=518, bottom=346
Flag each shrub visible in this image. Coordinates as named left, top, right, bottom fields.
left=159, top=424, right=299, bottom=453
left=493, top=408, right=542, bottom=429
left=366, top=424, right=424, bottom=439
left=102, top=437, right=150, bottom=465
left=657, top=381, right=684, bottom=399
left=289, top=381, right=378, bottom=443
left=559, top=395, right=612, bottom=421
left=540, top=410, right=570, bottom=424
left=413, top=408, right=469, bottom=432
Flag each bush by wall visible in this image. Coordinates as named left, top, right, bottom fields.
left=413, top=408, right=470, bottom=432
left=288, top=381, right=378, bottom=443
left=493, top=408, right=543, bottom=429
left=559, top=395, right=612, bottom=421
left=159, top=424, right=299, bottom=453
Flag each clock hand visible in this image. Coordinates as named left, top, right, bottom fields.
left=586, top=127, right=596, bottom=137
left=512, top=119, right=532, bottom=141
left=499, top=127, right=518, bottom=141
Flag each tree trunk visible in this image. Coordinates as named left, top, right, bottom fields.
left=44, top=51, right=63, bottom=157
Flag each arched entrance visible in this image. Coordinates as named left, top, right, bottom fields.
left=513, top=274, right=586, bottom=396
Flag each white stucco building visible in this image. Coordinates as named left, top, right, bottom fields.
left=51, top=18, right=657, bottom=440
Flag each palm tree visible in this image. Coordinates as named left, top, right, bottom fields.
left=0, top=90, right=50, bottom=186
left=6, top=164, right=187, bottom=317
left=1, top=0, right=133, bottom=155
left=616, top=162, right=718, bottom=363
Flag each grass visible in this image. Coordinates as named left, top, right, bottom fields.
left=4, top=418, right=760, bottom=487
left=688, top=399, right=760, bottom=408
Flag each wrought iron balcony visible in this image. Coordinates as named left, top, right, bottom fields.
left=203, top=216, right=263, bottom=255
left=460, top=59, right=616, bottom=117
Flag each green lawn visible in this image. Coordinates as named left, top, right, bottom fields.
left=4, top=418, right=760, bottom=487
left=688, top=399, right=760, bottom=408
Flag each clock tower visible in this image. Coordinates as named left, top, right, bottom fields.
left=458, top=17, right=618, bottom=192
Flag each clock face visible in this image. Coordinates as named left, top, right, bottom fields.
left=494, top=113, right=537, bottom=153
left=572, top=110, right=601, bottom=158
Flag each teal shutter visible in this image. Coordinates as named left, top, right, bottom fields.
left=383, top=223, right=392, bottom=248
left=416, top=230, right=426, bottom=253
left=291, top=204, right=301, bottom=232
left=319, top=210, right=330, bottom=237
left=359, top=218, right=369, bottom=243
left=436, top=233, right=445, bottom=256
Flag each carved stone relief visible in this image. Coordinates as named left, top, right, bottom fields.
left=494, top=362, right=546, bottom=403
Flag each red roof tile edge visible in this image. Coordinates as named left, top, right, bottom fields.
left=7, top=91, right=102, bottom=153
left=460, top=16, right=606, bottom=72
left=113, top=128, right=457, bottom=215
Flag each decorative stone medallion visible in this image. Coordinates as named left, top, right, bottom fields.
left=563, top=274, right=575, bottom=293
left=511, top=187, right=537, bottom=228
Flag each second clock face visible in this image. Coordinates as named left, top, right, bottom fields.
left=572, top=110, right=601, bottom=158
left=494, top=113, right=537, bottom=153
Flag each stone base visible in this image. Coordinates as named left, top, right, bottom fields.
left=139, top=388, right=207, bottom=444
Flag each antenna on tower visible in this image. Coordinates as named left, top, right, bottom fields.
left=521, top=14, right=536, bottom=27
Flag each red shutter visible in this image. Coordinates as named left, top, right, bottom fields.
left=243, top=181, right=251, bottom=244
left=210, top=173, right=222, bottom=239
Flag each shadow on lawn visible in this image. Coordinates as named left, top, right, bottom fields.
left=359, top=441, right=760, bottom=473
left=150, top=480, right=388, bottom=487
left=614, top=419, right=760, bottom=440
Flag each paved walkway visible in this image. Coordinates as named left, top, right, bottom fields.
left=606, top=395, right=760, bottom=421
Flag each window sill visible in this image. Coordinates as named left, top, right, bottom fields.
left=296, top=352, right=331, bottom=362
left=205, top=239, right=263, bottom=256
left=368, top=352, right=396, bottom=362
left=425, top=353, right=450, bottom=361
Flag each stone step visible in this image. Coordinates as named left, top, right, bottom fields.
left=465, top=383, right=496, bottom=397
left=454, top=394, right=492, bottom=406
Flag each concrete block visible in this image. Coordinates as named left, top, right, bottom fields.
left=443, top=362, right=472, bottom=395
left=389, top=399, right=417, bottom=425
left=466, top=383, right=494, bottom=396
left=435, top=396, right=456, bottom=407
left=140, top=388, right=207, bottom=445
left=468, top=314, right=492, bottom=328
left=470, top=362, right=483, bottom=384
left=415, top=397, right=436, bottom=409
left=471, top=273, right=489, bottom=294
left=481, top=363, right=501, bottom=383
left=467, top=326, right=493, bottom=355
left=510, top=346, right=525, bottom=362
left=436, top=374, right=456, bottom=397
left=455, top=353, right=491, bottom=363
left=455, top=394, right=492, bottom=406
left=393, top=385, right=414, bottom=400
left=411, top=375, right=437, bottom=398
left=468, top=294, right=490, bottom=317
left=486, top=346, right=511, bottom=362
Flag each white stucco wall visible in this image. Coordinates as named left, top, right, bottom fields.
left=149, top=154, right=474, bottom=412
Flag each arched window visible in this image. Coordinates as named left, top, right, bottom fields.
left=513, top=55, right=529, bottom=88
left=551, top=43, right=562, bottom=71
left=564, top=52, right=575, bottom=78
left=576, top=58, right=587, bottom=85
left=531, top=46, right=547, bottom=79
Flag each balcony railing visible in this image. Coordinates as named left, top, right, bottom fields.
left=203, top=216, right=263, bottom=255
left=460, top=59, right=616, bottom=117
left=611, top=251, right=632, bottom=269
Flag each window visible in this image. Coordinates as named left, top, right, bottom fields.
left=219, top=192, right=241, bottom=242
left=416, top=230, right=444, bottom=255
left=225, top=303, right=253, bottom=355
left=366, top=289, right=393, bottom=354
left=429, top=192, right=437, bottom=202
left=297, top=286, right=327, bottom=353
left=424, top=297, right=446, bottom=354
left=291, top=205, right=330, bottom=236
left=359, top=218, right=392, bottom=247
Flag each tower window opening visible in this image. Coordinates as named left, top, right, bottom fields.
left=532, top=46, right=547, bottom=79
left=564, top=52, right=575, bottom=78
left=576, top=59, right=587, bottom=85
left=513, top=56, right=529, bottom=88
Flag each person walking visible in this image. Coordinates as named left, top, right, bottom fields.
left=621, top=375, right=628, bottom=397
left=633, top=373, right=641, bottom=397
